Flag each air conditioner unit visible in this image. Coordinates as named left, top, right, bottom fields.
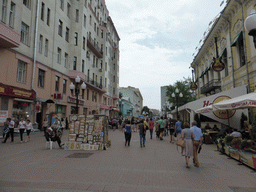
left=99, top=69, right=103, bottom=72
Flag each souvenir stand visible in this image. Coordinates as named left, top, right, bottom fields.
left=64, top=114, right=111, bottom=150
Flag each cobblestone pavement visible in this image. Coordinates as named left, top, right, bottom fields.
left=0, top=129, right=256, bottom=192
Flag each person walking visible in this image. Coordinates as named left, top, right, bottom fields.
left=175, top=118, right=182, bottom=139
left=149, top=118, right=154, bottom=139
left=18, top=118, right=26, bottom=143
left=158, top=116, right=165, bottom=140
left=3, top=118, right=9, bottom=139
left=60, top=118, right=66, bottom=134
left=169, top=120, right=175, bottom=143
left=25, top=119, right=34, bottom=142
left=43, top=118, right=48, bottom=136
left=124, top=120, right=132, bottom=146
left=138, top=119, right=146, bottom=147
left=190, top=121, right=203, bottom=167
left=2, top=118, right=15, bottom=143
left=181, top=122, right=195, bottom=168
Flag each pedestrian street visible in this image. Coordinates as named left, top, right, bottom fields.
left=0, top=129, right=256, bottom=192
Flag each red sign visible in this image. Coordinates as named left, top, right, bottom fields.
left=0, top=84, right=35, bottom=100
left=67, top=96, right=85, bottom=105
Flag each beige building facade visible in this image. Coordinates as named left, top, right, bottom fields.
left=172, top=0, right=256, bottom=127
left=0, top=0, right=120, bottom=129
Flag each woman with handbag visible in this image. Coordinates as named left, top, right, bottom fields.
left=181, top=122, right=195, bottom=168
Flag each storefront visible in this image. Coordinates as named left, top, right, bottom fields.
left=0, top=83, right=35, bottom=127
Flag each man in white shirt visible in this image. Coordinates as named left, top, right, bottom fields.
left=190, top=121, right=203, bottom=167
left=18, top=118, right=26, bottom=143
left=2, top=118, right=15, bottom=143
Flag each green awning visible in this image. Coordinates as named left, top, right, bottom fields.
left=231, top=31, right=243, bottom=47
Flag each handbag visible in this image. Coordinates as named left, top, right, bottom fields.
left=176, top=138, right=185, bottom=148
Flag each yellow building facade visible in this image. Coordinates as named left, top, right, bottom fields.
left=191, top=0, right=256, bottom=124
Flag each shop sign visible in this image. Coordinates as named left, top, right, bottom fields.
left=212, top=58, right=225, bottom=72
left=67, top=96, right=85, bottom=105
left=0, top=84, right=35, bottom=100
left=190, top=82, right=197, bottom=90
left=0, top=110, right=8, bottom=123
left=35, top=101, right=41, bottom=113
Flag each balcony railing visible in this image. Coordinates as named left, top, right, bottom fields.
left=0, top=22, right=20, bottom=48
left=201, top=79, right=221, bottom=95
left=86, top=77, right=103, bottom=89
left=87, top=35, right=103, bottom=58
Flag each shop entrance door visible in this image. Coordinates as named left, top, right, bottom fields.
left=36, top=112, right=42, bottom=131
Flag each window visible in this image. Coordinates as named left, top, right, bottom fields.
left=113, top=63, right=115, bottom=70
left=74, top=32, right=78, bottom=46
left=9, top=2, right=15, bottom=27
left=100, top=76, right=102, bottom=86
left=87, top=69, right=90, bottom=81
left=65, top=27, right=69, bottom=42
left=238, top=36, right=245, bottom=67
left=23, top=0, right=30, bottom=8
left=75, top=9, right=79, bottom=22
left=105, top=78, right=107, bottom=87
left=97, top=27, right=99, bottom=36
left=73, top=56, right=77, bottom=70
left=67, top=3, right=71, bottom=18
left=100, top=60, right=103, bottom=70
left=21, top=22, right=29, bottom=45
left=87, top=89, right=89, bottom=100
left=1, top=0, right=7, bottom=23
left=17, top=60, right=26, bottom=83
left=41, top=2, right=45, bottom=21
left=84, top=0, right=87, bottom=7
left=39, top=35, right=43, bottom=53
left=113, top=75, right=115, bottom=82
left=106, top=47, right=107, bottom=56
left=60, top=0, right=64, bottom=10
left=84, top=15, right=86, bottom=28
left=83, top=36, right=85, bottom=50
left=71, top=106, right=77, bottom=114
left=55, top=76, right=60, bottom=91
left=63, top=79, right=67, bottom=94
left=57, top=47, right=61, bottom=64
left=96, top=58, right=98, bottom=68
left=44, top=39, right=48, bottom=57
left=58, top=20, right=63, bottom=36
left=105, top=62, right=107, bottom=71
left=94, top=23, right=96, bottom=31
left=46, top=8, right=50, bottom=26
left=83, top=108, right=87, bottom=115
left=92, top=91, right=94, bottom=102
left=64, top=53, right=68, bottom=68
left=82, top=60, right=85, bottom=73
left=101, top=30, right=103, bottom=38
left=89, top=15, right=92, bottom=25
left=93, top=55, right=95, bottom=67
left=38, top=69, right=45, bottom=88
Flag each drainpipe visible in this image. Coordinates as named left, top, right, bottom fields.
left=32, top=0, right=40, bottom=123
left=220, top=12, right=235, bottom=88
left=235, top=0, right=250, bottom=92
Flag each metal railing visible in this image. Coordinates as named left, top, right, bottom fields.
left=201, top=79, right=221, bottom=94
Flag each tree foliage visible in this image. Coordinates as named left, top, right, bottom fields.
left=166, top=77, right=196, bottom=109
left=141, top=106, right=150, bottom=115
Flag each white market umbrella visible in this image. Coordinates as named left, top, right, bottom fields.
left=213, top=92, right=256, bottom=110
left=195, top=105, right=213, bottom=113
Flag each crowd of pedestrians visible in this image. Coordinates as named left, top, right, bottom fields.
left=119, top=116, right=203, bottom=168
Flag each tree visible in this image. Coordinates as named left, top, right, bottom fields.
left=141, top=106, right=150, bottom=115
left=119, top=92, right=123, bottom=99
left=166, top=77, right=196, bottom=109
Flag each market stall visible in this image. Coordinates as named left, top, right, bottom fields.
left=64, top=114, right=111, bottom=150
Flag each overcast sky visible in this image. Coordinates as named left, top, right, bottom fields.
left=106, top=0, right=225, bottom=110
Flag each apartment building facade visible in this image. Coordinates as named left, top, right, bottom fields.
left=173, top=0, right=256, bottom=128
left=119, top=86, right=143, bottom=117
left=0, top=0, right=120, bottom=128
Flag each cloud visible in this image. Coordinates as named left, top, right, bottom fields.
left=107, top=0, right=225, bottom=109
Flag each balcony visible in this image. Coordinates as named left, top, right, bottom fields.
left=201, top=79, right=221, bottom=95
left=87, top=35, right=103, bottom=58
left=86, top=76, right=107, bottom=93
left=0, top=22, right=20, bottom=48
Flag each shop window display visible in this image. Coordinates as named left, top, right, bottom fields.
left=12, top=101, right=31, bottom=126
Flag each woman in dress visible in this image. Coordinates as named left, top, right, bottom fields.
left=124, top=120, right=132, bottom=146
left=181, top=122, right=195, bottom=168
left=25, top=119, right=34, bottom=142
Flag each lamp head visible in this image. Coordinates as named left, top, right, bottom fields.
left=175, top=88, right=179, bottom=93
left=75, top=75, right=81, bottom=83
left=81, top=82, right=86, bottom=89
left=69, top=82, right=75, bottom=90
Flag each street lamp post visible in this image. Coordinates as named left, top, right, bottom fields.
left=171, top=88, right=183, bottom=119
left=69, top=75, right=86, bottom=114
